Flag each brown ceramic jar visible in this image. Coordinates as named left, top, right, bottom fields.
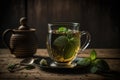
left=2, top=17, right=37, bottom=58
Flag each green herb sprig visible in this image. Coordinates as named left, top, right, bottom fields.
left=77, top=49, right=110, bottom=74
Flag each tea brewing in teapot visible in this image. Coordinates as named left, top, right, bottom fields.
left=2, top=17, right=37, bottom=57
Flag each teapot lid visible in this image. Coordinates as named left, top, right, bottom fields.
left=18, top=17, right=30, bottom=30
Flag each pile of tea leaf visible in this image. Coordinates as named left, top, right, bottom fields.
left=76, top=50, right=110, bottom=73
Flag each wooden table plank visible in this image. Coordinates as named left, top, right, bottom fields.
left=79, top=49, right=120, bottom=58
left=0, top=49, right=120, bottom=58
left=0, top=49, right=120, bottom=80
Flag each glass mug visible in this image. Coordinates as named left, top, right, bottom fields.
left=46, top=22, right=91, bottom=67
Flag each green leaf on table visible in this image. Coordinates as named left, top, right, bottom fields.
left=77, top=58, right=91, bottom=67
left=75, top=49, right=110, bottom=74
left=94, top=59, right=110, bottom=72
left=7, top=64, right=18, bottom=72
left=90, top=59, right=110, bottom=73
left=90, top=49, right=97, bottom=61
left=90, top=66, right=98, bottom=73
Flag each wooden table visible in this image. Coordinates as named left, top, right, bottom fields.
left=0, top=49, right=120, bottom=80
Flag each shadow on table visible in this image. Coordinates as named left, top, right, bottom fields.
left=98, top=70, right=120, bottom=79
left=33, top=56, right=89, bottom=74
left=33, top=56, right=120, bottom=79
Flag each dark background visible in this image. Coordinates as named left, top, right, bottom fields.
left=0, top=0, right=120, bottom=49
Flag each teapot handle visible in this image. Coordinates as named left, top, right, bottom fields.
left=2, top=29, right=14, bottom=54
left=80, top=31, right=91, bottom=52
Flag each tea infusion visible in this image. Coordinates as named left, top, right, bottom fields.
left=47, top=27, right=80, bottom=63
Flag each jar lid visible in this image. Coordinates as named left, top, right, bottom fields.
left=18, top=17, right=30, bottom=30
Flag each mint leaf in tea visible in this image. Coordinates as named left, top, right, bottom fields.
left=58, top=27, right=67, bottom=33
left=53, top=36, right=68, bottom=48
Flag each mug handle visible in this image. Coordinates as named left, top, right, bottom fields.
left=79, top=31, right=91, bottom=52
left=2, top=29, right=14, bottom=54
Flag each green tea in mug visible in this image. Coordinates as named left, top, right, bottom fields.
left=47, top=23, right=91, bottom=67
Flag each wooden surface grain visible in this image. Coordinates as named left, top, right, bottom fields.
left=0, top=49, right=120, bottom=80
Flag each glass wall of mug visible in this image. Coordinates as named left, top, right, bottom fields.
left=46, top=22, right=91, bottom=67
